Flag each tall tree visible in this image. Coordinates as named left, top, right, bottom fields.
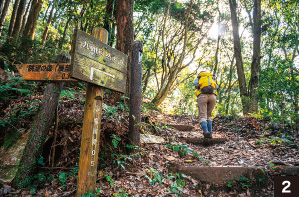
left=0, top=0, right=12, bottom=38
left=58, top=14, right=71, bottom=50
left=7, top=0, right=20, bottom=38
left=149, top=0, right=215, bottom=106
left=20, top=0, right=32, bottom=35
left=22, top=0, right=44, bottom=40
left=248, top=0, right=261, bottom=113
left=11, top=0, right=27, bottom=42
left=116, top=0, right=134, bottom=95
left=213, top=0, right=222, bottom=75
left=41, top=0, right=56, bottom=45
left=228, top=0, right=249, bottom=114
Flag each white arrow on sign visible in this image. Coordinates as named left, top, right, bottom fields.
left=90, top=67, right=115, bottom=81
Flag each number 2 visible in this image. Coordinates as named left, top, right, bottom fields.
left=282, top=180, right=291, bottom=193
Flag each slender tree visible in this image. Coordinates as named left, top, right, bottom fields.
left=58, top=15, right=71, bottom=50
left=0, top=0, right=4, bottom=14
left=20, top=0, right=32, bottom=35
left=248, top=0, right=261, bottom=113
left=11, top=0, right=27, bottom=42
left=7, top=0, right=20, bottom=38
left=41, top=0, right=56, bottom=45
left=228, top=0, right=249, bottom=114
left=213, top=1, right=222, bottom=75
left=150, top=0, right=213, bottom=106
left=0, top=0, right=12, bottom=38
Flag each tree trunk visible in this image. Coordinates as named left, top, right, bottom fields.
left=0, top=0, right=4, bottom=15
left=7, top=0, right=20, bottom=38
left=151, top=67, right=179, bottom=106
left=58, top=15, right=71, bottom=50
left=41, top=0, right=56, bottom=45
left=142, top=67, right=151, bottom=93
left=19, top=0, right=32, bottom=35
left=0, top=0, right=12, bottom=38
left=11, top=0, right=26, bottom=42
left=248, top=0, right=261, bottom=113
left=11, top=51, right=71, bottom=189
left=225, top=56, right=235, bottom=115
left=213, top=5, right=221, bottom=75
left=116, top=0, right=134, bottom=96
left=22, top=0, right=44, bottom=40
left=150, top=1, right=194, bottom=106
left=42, top=0, right=50, bottom=24
left=104, top=0, right=116, bottom=47
left=228, top=0, right=249, bottom=115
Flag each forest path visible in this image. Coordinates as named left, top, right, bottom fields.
left=147, top=114, right=299, bottom=195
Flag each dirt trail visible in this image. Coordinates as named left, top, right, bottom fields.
left=1, top=98, right=298, bottom=196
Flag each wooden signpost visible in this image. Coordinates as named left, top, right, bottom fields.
left=71, top=28, right=127, bottom=196
left=16, top=27, right=128, bottom=196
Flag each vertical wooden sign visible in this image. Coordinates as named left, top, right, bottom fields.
left=76, top=27, right=108, bottom=196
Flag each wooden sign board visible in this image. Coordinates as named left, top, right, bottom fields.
left=16, top=63, right=77, bottom=82
left=71, top=29, right=127, bottom=93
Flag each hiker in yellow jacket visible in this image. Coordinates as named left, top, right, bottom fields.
left=194, top=71, right=217, bottom=138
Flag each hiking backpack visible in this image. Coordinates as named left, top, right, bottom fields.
left=195, top=72, right=217, bottom=96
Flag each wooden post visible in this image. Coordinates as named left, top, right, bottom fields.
left=129, top=41, right=143, bottom=150
left=77, top=27, right=108, bottom=196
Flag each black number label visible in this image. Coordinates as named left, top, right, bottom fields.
left=62, top=73, right=70, bottom=79
left=282, top=180, right=291, bottom=193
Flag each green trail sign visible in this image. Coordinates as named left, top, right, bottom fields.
left=71, top=29, right=127, bottom=93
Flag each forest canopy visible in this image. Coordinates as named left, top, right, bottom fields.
left=0, top=0, right=298, bottom=123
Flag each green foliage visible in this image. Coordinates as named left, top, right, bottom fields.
left=0, top=77, right=33, bottom=102
left=3, top=128, right=22, bottom=150
left=227, top=181, right=233, bottom=188
left=0, top=99, right=39, bottom=129
left=57, top=166, right=79, bottom=189
left=105, top=175, right=115, bottom=186
left=166, top=142, right=193, bottom=157
left=30, top=188, right=36, bottom=194
left=268, top=162, right=275, bottom=168
left=69, top=165, right=79, bottom=176
left=111, top=154, right=133, bottom=170
left=102, top=103, right=120, bottom=120
left=192, top=151, right=198, bottom=158
left=59, top=172, right=68, bottom=188
left=112, top=134, right=121, bottom=148
left=236, top=177, right=250, bottom=189
left=143, top=168, right=163, bottom=185
left=256, top=136, right=297, bottom=146
left=60, top=89, right=75, bottom=99
left=80, top=188, right=102, bottom=197
left=37, top=156, right=45, bottom=166
left=113, top=189, right=130, bottom=197
left=167, top=173, right=187, bottom=196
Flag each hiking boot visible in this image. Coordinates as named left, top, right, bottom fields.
left=207, top=132, right=212, bottom=138
left=201, top=121, right=208, bottom=138
left=203, top=131, right=210, bottom=138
